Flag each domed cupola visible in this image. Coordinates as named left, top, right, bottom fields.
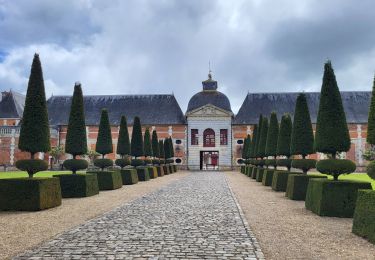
left=186, top=73, right=232, bottom=113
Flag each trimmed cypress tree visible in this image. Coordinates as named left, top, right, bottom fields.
left=65, top=82, right=87, bottom=158
left=18, top=53, right=50, bottom=159
left=159, top=140, right=165, bottom=159
left=250, top=125, right=258, bottom=158
left=290, top=93, right=314, bottom=158
left=143, top=128, right=152, bottom=157
left=245, top=134, right=252, bottom=159
left=164, top=138, right=170, bottom=159
left=277, top=113, right=293, bottom=157
left=117, top=116, right=130, bottom=158
left=367, top=75, right=375, bottom=146
left=241, top=137, right=248, bottom=159
left=169, top=137, right=175, bottom=158
left=257, top=117, right=269, bottom=158
left=265, top=112, right=279, bottom=158
left=315, top=61, right=351, bottom=158
left=130, top=117, right=144, bottom=158
left=254, top=115, right=263, bottom=158
left=152, top=130, right=160, bottom=158
left=95, top=109, right=113, bottom=157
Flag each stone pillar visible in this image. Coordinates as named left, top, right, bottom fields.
left=10, top=129, right=15, bottom=165
left=356, top=124, right=363, bottom=165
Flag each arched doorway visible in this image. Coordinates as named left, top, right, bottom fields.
left=200, top=128, right=218, bottom=170
left=203, top=128, right=215, bottom=147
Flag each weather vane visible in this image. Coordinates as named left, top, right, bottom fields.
left=208, top=61, right=212, bottom=79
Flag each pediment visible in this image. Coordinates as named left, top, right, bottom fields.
left=186, top=104, right=233, bottom=117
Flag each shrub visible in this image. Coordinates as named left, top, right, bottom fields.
left=262, top=170, right=274, bottom=186
left=131, top=159, right=145, bottom=167
left=96, top=109, right=113, bottom=156
left=272, top=171, right=290, bottom=191
left=54, top=173, right=99, bottom=198
left=352, top=190, right=375, bottom=244
left=136, top=167, right=150, bottom=181
left=251, top=167, right=258, bottom=179
left=152, top=130, right=160, bottom=158
left=305, top=178, right=372, bottom=217
left=244, top=159, right=251, bottom=165
left=160, top=159, right=165, bottom=165
left=257, top=117, right=269, bottom=158
left=15, top=159, right=48, bottom=177
left=94, top=158, right=113, bottom=170
left=131, top=116, right=144, bottom=157
left=250, top=124, right=258, bottom=158
left=277, top=114, right=292, bottom=158
left=115, top=158, right=131, bottom=169
left=277, top=159, right=292, bottom=169
left=144, top=158, right=152, bottom=165
left=156, top=166, right=165, bottom=177
left=316, top=159, right=356, bottom=180
left=87, top=170, right=122, bottom=190
left=119, top=168, right=139, bottom=185
left=265, top=112, right=279, bottom=157
left=256, top=168, right=265, bottom=182
left=63, top=159, right=88, bottom=173
left=143, top=128, right=152, bottom=157
left=286, top=174, right=327, bottom=201
left=265, top=159, right=276, bottom=168
left=291, top=159, right=317, bottom=174
left=152, top=159, right=160, bottom=165
left=0, top=178, right=61, bottom=211
left=166, top=158, right=174, bottom=164
left=117, top=116, right=131, bottom=157
left=366, top=160, right=375, bottom=180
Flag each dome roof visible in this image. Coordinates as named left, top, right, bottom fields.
left=186, top=73, right=232, bottom=113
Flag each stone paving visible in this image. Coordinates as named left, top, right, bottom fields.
left=15, top=172, right=264, bottom=259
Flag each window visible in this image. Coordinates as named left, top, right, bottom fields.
left=203, top=128, right=215, bottom=147
left=220, top=129, right=228, bottom=145
left=175, top=158, right=182, bottom=164
left=191, top=129, right=198, bottom=145
left=237, top=139, right=243, bottom=145
left=175, top=139, right=182, bottom=144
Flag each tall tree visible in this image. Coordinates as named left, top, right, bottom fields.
left=169, top=137, right=175, bottom=158
left=117, top=115, right=130, bottom=158
left=277, top=113, right=293, bottom=157
left=367, top=75, right=375, bottom=146
left=159, top=140, right=165, bottom=159
left=257, top=117, right=269, bottom=158
left=130, top=117, right=144, bottom=157
left=164, top=137, right=170, bottom=159
left=265, top=112, right=279, bottom=157
left=18, top=53, right=50, bottom=158
left=152, top=130, right=160, bottom=158
left=254, top=115, right=263, bottom=158
left=143, top=128, right=152, bottom=157
left=95, top=109, right=113, bottom=157
left=246, top=134, right=252, bottom=159
left=250, top=125, right=258, bottom=158
left=315, top=61, right=350, bottom=158
left=290, top=93, right=314, bottom=158
left=241, top=136, right=248, bottom=159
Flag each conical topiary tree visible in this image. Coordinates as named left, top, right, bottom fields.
left=159, top=140, right=165, bottom=161
left=254, top=115, right=263, bottom=159
left=152, top=130, right=160, bottom=158
left=143, top=128, right=152, bottom=158
left=257, top=117, right=269, bottom=159
left=94, top=109, right=113, bottom=170
left=250, top=124, right=258, bottom=159
left=115, top=115, right=131, bottom=169
left=366, top=76, right=375, bottom=180
left=315, top=61, right=355, bottom=180
left=164, top=137, right=171, bottom=161
left=276, top=113, right=293, bottom=170
left=242, top=136, right=248, bottom=159
left=265, top=112, right=279, bottom=158
left=169, top=137, right=175, bottom=158
left=245, top=134, right=252, bottom=160
left=315, top=61, right=351, bottom=158
left=63, top=82, right=88, bottom=174
left=290, top=93, right=315, bottom=174
left=130, top=117, right=144, bottom=158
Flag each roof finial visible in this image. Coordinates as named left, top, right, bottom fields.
left=208, top=61, right=212, bottom=80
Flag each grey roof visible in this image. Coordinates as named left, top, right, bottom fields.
left=47, top=94, right=186, bottom=126
left=234, top=91, right=371, bottom=124
left=186, top=91, right=232, bottom=113
left=0, top=91, right=25, bottom=119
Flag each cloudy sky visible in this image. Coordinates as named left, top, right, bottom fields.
left=0, top=0, right=375, bottom=113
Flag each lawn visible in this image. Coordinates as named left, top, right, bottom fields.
left=310, top=172, right=375, bottom=189
left=0, top=171, right=86, bottom=179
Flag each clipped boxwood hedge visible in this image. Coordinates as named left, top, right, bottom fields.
left=163, top=165, right=170, bottom=175
left=256, top=168, right=265, bottom=182
left=63, top=159, right=88, bottom=173
left=305, top=179, right=372, bottom=217
left=54, top=173, right=99, bottom=198
left=251, top=167, right=258, bottom=179
left=136, top=167, right=150, bottom=181
left=240, top=166, right=245, bottom=174
left=265, top=159, right=277, bottom=168
left=147, top=166, right=158, bottom=179
left=291, top=159, right=316, bottom=173
left=131, top=159, right=145, bottom=167
left=367, top=161, right=375, bottom=180
left=169, top=165, right=174, bottom=173
left=0, top=178, right=61, bottom=211
left=352, top=190, right=375, bottom=244
left=286, top=174, right=327, bottom=201
left=262, top=170, right=274, bottom=186
left=271, top=171, right=290, bottom=191
left=119, top=168, right=139, bottom=185
left=245, top=166, right=251, bottom=176
left=173, top=165, right=177, bottom=172
left=15, top=159, right=48, bottom=177
left=316, top=159, right=356, bottom=180
left=276, top=159, right=292, bottom=170
left=115, top=158, right=131, bottom=169
left=94, top=158, right=113, bottom=170
left=87, top=171, right=122, bottom=190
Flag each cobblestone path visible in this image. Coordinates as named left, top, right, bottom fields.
left=15, top=172, right=264, bottom=259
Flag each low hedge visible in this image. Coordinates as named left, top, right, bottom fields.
left=173, top=165, right=178, bottom=172
left=169, top=165, right=174, bottom=173
left=245, top=166, right=251, bottom=176
left=115, top=158, right=131, bottom=169
left=166, top=158, right=174, bottom=164
left=131, top=159, right=145, bottom=167
left=271, top=171, right=290, bottom=191
left=94, top=159, right=113, bottom=170
left=147, top=166, right=158, bottom=179
left=54, top=173, right=99, bottom=198
left=352, top=190, right=375, bottom=244
left=163, top=165, right=170, bottom=175
left=265, top=159, right=277, bottom=168
left=152, top=159, right=160, bottom=165
left=63, top=159, right=88, bottom=173
left=316, top=159, right=356, bottom=180
left=251, top=167, right=258, bottom=179
left=291, top=159, right=316, bottom=173
left=305, top=179, right=372, bottom=217
left=276, top=159, right=292, bottom=170
left=367, top=161, right=375, bottom=180
left=156, top=166, right=164, bottom=177
left=286, top=174, right=327, bottom=201
left=262, top=170, right=274, bottom=186
left=0, top=177, right=61, bottom=211
left=119, top=168, right=139, bottom=185
left=240, top=166, right=245, bottom=174
left=86, top=171, right=122, bottom=190
left=144, top=158, right=152, bottom=165
left=136, top=167, right=150, bottom=181
left=256, top=168, right=265, bottom=182
left=15, top=159, right=48, bottom=177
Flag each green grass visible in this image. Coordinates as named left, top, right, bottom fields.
left=0, top=171, right=85, bottom=179
left=309, top=172, right=375, bottom=190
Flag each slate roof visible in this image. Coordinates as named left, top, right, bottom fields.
left=47, top=94, right=186, bottom=126
left=186, top=91, right=232, bottom=113
left=233, top=91, right=371, bottom=124
left=0, top=91, right=25, bottom=119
